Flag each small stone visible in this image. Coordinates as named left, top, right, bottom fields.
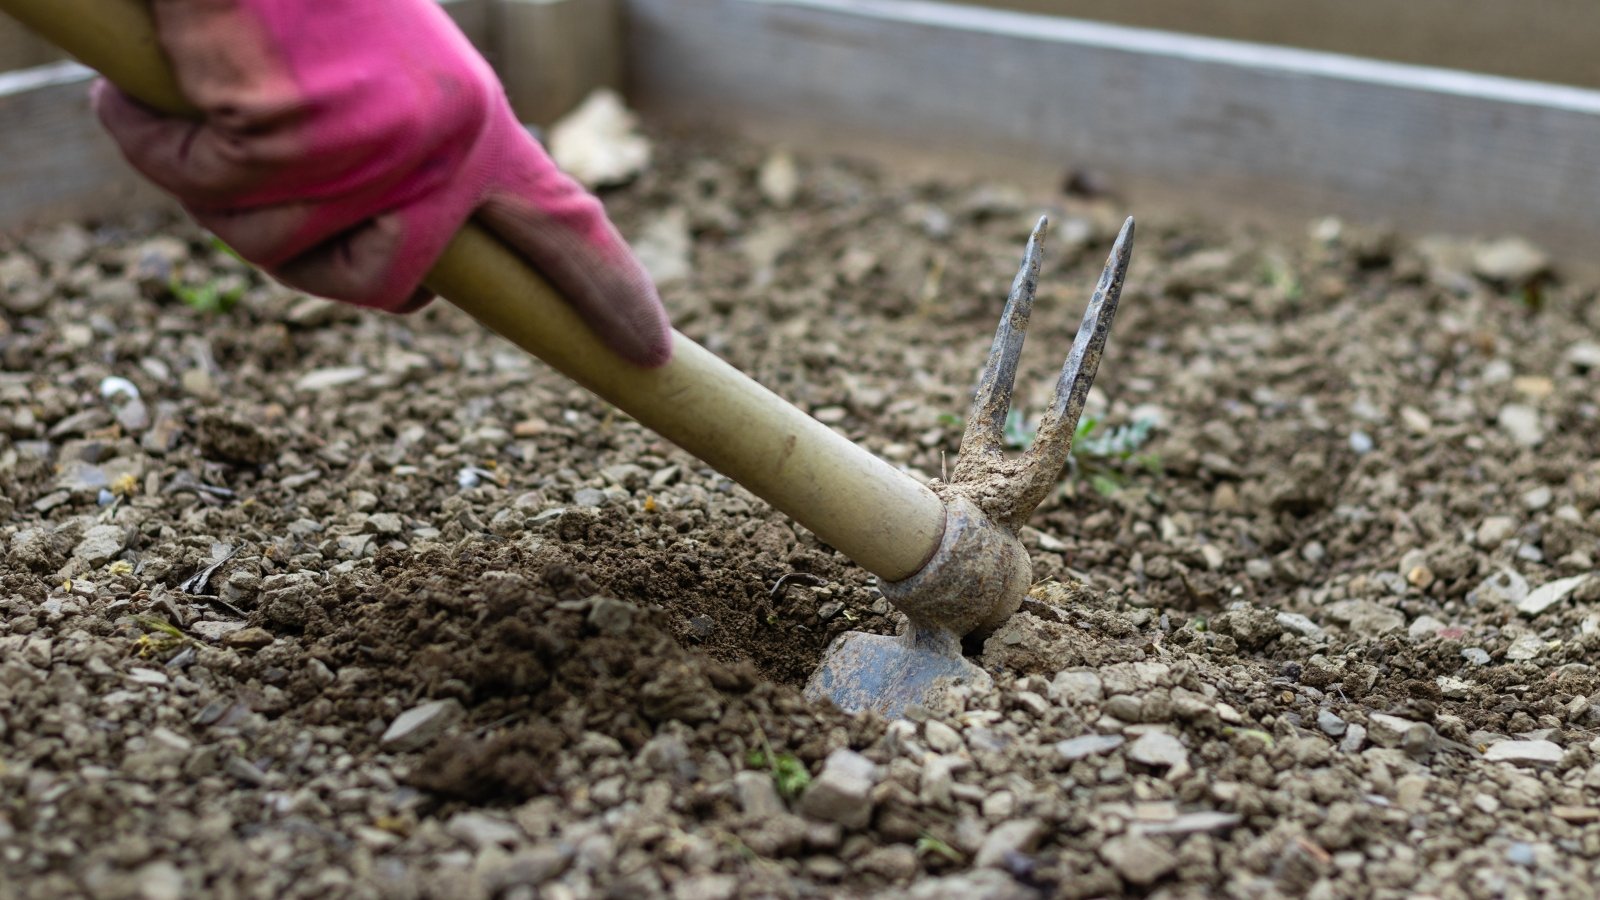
left=1407, top=615, right=1446, bottom=641
left=445, top=812, right=524, bottom=850
left=758, top=151, right=801, bottom=208
left=1522, top=486, right=1554, bottom=510
left=1483, top=739, right=1563, bottom=767
left=191, top=621, right=246, bottom=642
left=548, top=89, right=651, bottom=188
left=924, top=720, right=963, bottom=754
left=380, top=699, right=465, bottom=752
left=1317, top=710, right=1347, bottom=737
left=734, top=770, right=786, bottom=818
left=797, top=749, right=876, bottom=829
left=133, top=861, right=185, bottom=900
left=1055, top=734, right=1123, bottom=762
left=73, top=524, right=128, bottom=566
left=1275, top=612, right=1323, bottom=638
left=1405, top=565, right=1435, bottom=589
left=1131, top=811, right=1242, bottom=837
left=222, top=627, right=274, bottom=650
left=1100, top=833, right=1177, bottom=887
left=1461, top=647, right=1492, bottom=666
left=1477, top=516, right=1518, bottom=548
left=1472, top=236, right=1550, bottom=284
left=1324, top=600, right=1405, bottom=636
left=1050, top=669, right=1104, bottom=704
left=1474, top=568, right=1530, bottom=607
left=1517, top=574, right=1593, bottom=617
left=486, top=845, right=572, bottom=889
left=1497, top=404, right=1544, bottom=448
left=1504, top=634, right=1547, bottom=661
left=1566, top=341, right=1600, bottom=371
left=1339, top=723, right=1368, bottom=753
left=294, top=366, right=369, bottom=392
left=127, top=667, right=169, bottom=686
left=973, top=818, right=1043, bottom=868
left=1128, top=732, right=1188, bottom=773
left=1367, top=714, right=1434, bottom=755
left=572, top=488, right=609, bottom=508
left=586, top=597, right=635, bottom=636
left=1552, top=806, right=1600, bottom=823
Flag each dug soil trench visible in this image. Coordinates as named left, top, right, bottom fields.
left=3, top=134, right=1600, bottom=898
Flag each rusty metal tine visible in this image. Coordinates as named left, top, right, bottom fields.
left=953, top=216, right=1048, bottom=478
left=1009, top=217, right=1134, bottom=524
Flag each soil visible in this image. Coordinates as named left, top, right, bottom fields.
left=3, top=133, right=1600, bottom=899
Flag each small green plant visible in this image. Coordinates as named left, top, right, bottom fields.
left=131, top=615, right=192, bottom=661
left=745, top=748, right=811, bottom=800
left=170, top=276, right=244, bottom=314
left=937, top=410, right=1161, bottom=496
left=915, top=832, right=965, bottom=864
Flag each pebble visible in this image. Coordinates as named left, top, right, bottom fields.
left=73, top=524, right=127, bottom=566
left=1275, top=612, right=1323, bottom=638
left=191, top=621, right=246, bottom=642
left=294, top=366, right=370, bottom=392
left=380, top=699, right=465, bottom=752
left=797, top=749, right=877, bottom=829
left=1567, top=341, right=1600, bottom=371
left=1476, top=516, right=1517, bottom=548
left=757, top=151, right=800, bottom=208
left=923, top=720, right=963, bottom=754
left=572, top=488, right=609, bottom=509
left=1099, top=833, right=1177, bottom=886
left=445, top=812, right=524, bottom=850
left=127, top=667, right=170, bottom=686
left=1324, top=600, right=1404, bottom=636
left=1504, top=634, right=1547, bottom=661
left=902, top=871, right=1039, bottom=900
left=548, top=89, right=651, bottom=188
left=1367, top=714, right=1434, bottom=755
left=1407, top=615, right=1446, bottom=641
left=1472, top=236, right=1550, bottom=284
left=1128, top=733, right=1188, bottom=772
left=1317, top=710, right=1348, bottom=738
left=1483, top=739, right=1563, bottom=767
left=1497, top=404, right=1544, bottom=448
left=1131, top=811, right=1242, bottom=836
left=1050, top=669, right=1104, bottom=704
left=222, top=627, right=274, bottom=650
left=1521, top=486, right=1553, bottom=510
left=1461, top=647, right=1492, bottom=666
left=1339, top=723, right=1368, bottom=753
left=1054, top=734, right=1123, bottom=762
left=1474, top=568, right=1530, bottom=606
left=1517, top=573, right=1593, bottom=617
left=974, top=818, right=1043, bottom=868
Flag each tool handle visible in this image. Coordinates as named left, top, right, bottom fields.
left=1, top=0, right=947, bottom=581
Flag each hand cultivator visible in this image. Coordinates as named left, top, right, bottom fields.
left=4, top=0, right=1133, bottom=718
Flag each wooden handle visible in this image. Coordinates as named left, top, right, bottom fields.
left=0, top=0, right=948, bottom=581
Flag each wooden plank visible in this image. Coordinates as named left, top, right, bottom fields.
left=0, top=16, right=59, bottom=70
left=944, top=0, right=1600, bottom=90
left=624, top=0, right=1600, bottom=264
left=0, top=62, right=166, bottom=230
left=0, top=0, right=494, bottom=232
left=495, top=0, right=622, bottom=126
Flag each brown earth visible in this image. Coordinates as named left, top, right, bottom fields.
left=2, top=134, right=1599, bottom=899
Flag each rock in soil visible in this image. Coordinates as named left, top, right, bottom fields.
left=4, top=133, right=1600, bottom=898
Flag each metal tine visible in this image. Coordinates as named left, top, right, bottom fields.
left=1008, top=217, right=1135, bottom=523
left=953, top=216, right=1048, bottom=478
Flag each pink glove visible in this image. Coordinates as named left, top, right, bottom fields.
left=94, top=0, right=671, bottom=367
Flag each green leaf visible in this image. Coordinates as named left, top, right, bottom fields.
left=916, top=832, right=964, bottom=863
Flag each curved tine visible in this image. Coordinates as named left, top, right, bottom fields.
left=1010, top=217, right=1135, bottom=522
left=953, top=216, right=1048, bottom=477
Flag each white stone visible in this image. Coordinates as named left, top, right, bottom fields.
left=923, top=720, right=963, bottom=754
left=1130, top=811, right=1242, bottom=836
left=191, top=620, right=247, bottom=642
left=974, top=818, right=1043, bottom=868
left=1504, top=634, right=1548, bottom=661
left=73, top=524, right=127, bottom=566
left=1128, top=732, right=1188, bottom=773
left=445, top=811, right=523, bottom=850
left=294, top=366, right=369, bottom=392
left=1567, top=341, right=1600, bottom=371
left=1497, top=404, right=1544, bottom=447
left=1473, top=237, right=1550, bottom=284
left=1054, top=734, right=1123, bottom=762
left=1476, top=516, right=1518, bottom=548
left=757, top=151, right=800, bottom=208
left=632, top=209, right=692, bottom=287
left=1099, top=833, right=1177, bottom=886
left=1050, top=669, right=1104, bottom=704
left=1517, top=574, right=1594, bottom=617
left=797, top=749, right=877, bottom=828
left=1475, top=568, right=1530, bottom=606
left=380, top=699, right=465, bottom=752
left=1484, top=740, right=1563, bottom=767
left=549, top=89, right=652, bottom=188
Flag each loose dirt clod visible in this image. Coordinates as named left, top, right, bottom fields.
left=3, top=134, right=1600, bottom=897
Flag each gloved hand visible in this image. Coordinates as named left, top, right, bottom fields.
left=93, top=0, right=671, bottom=367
